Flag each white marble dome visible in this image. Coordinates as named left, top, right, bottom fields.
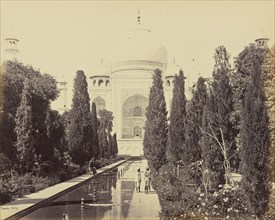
left=111, top=24, right=168, bottom=72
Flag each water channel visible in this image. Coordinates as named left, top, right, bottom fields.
left=22, top=159, right=154, bottom=220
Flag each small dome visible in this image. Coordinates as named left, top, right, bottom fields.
left=111, top=24, right=168, bottom=69
left=90, top=59, right=111, bottom=78
left=166, top=60, right=181, bottom=77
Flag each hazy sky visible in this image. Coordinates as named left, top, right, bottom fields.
left=1, top=1, right=274, bottom=107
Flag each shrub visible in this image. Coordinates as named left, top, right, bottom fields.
left=155, top=164, right=200, bottom=219
left=0, top=188, right=13, bottom=205
left=197, top=184, right=251, bottom=219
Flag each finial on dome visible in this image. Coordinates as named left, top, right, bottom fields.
left=137, top=8, right=141, bottom=24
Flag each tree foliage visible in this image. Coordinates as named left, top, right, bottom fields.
left=91, top=102, right=99, bottom=159
left=167, top=70, right=187, bottom=165
left=185, top=77, right=208, bottom=165
left=68, top=70, right=93, bottom=165
left=233, top=43, right=275, bottom=182
left=0, top=61, right=58, bottom=162
left=201, top=46, right=235, bottom=189
left=232, top=43, right=271, bottom=137
left=98, top=109, right=113, bottom=159
left=111, top=133, right=118, bottom=157
left=143, top=68, right=168, bottom=171
left=14, top=79, right=35, bottom=173
left=45, top=109, right=65, bottom=159
left=262, top=45, right=275, bottom=182
left=240, top=59, right=270, bottom=217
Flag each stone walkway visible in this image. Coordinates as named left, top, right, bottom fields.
left=0, top=160, right=126, bottom=220
left=126, top=159, right=161, bottom=219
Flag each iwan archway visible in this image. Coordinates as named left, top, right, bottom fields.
left=119, top=94, right=148, bottom=155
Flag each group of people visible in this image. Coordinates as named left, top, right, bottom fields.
left=136, top=167, right=151, bottom=193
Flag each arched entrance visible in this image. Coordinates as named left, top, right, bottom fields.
left=93, top=96, right=105, bottom=113
left=122, top=94, right=148, bottom=139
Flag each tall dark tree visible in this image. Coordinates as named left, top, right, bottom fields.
left=201, top=46, right=235, bottom=188
left=98, top=123, right=108, bottom=159
left=112, top=133, right=118, bottom=157
left=143, top=68, right=168, bottom=171
left=60, top=110, right=71, bottom=154
left=167, top=70, right=187, bottom=165
left=98, top=109, right=113, bottom=159
left=232, top=43, right=271, bottom=149
left=14, top=79, right=35, bottom=173
left=45, top=109, right=65, bottom=159
left=240, top=60, right=270, bottom=218
left=68, top=70, right=93, bottom=165
left=91, top=102, right=99, bottom=159
left=263, top=45, right=275, bottom=182
left=185, top=77, right=208, bottom=165
left=0, top=61, right=58, bottom=162
left=201, top=90, right=225, bottom=188
left=234, top=43, right=275, bottom=181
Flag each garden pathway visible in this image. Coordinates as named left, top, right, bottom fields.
left=126, top=159, right=161, bottom=219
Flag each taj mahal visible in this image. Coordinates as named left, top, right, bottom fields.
left=3, top=15, right=194, bottom=156
left=60, top=16, right=193, bottom=156
left=84, top=17, right=192, bottom=156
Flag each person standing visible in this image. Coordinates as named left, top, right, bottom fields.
left=147, top=167, right=151, bottom=191
left=88, top=160, right=93, bottom=174
left=144, top=167, right=150, bottom=193
left=136, top=168, right=141, bottom=192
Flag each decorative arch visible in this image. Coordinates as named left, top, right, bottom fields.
left=93, top=80, right=97, bottom=86
left=105, top=80, right=110, bottom=86
left=98, top=79, right=104, bottom=86
left=133, top=106, right=142, bottom=116
left=122, top=94, right=148, bottom=139
left=166, top=80, right=170, bottom=87
left=93, top=96, right=105, bottom=112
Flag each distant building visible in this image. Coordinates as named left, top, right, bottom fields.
left=57, top=80, right=68, bottom=114
left=88, top=16, right=190, bottom=156
left=2, top=37, right=19, bottom=61
left=255, top=37, right=269, bottom=48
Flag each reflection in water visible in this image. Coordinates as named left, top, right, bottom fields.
left=23, top=161, right=136, bottom=220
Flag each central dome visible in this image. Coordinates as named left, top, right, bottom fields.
left=111, top=24, right=168, bottom=71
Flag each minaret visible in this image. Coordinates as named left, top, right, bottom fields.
left=137, top=9, right=141, bottom=24
left=4, top=37, right=19, bottom=61
left=58, top=80, right=68, bottom=113
left=255, top=38, right=269, bottom=48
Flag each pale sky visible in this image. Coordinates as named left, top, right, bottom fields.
left=1, top=1, right=274, bottom=108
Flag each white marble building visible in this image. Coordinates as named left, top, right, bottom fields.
left=88, top=20, right=189, bottom=156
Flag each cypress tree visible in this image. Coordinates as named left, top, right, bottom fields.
left=240, top=60, right=270, bottom=217
left=68, top=70, right=93, bottom=165
left=201, top=90, right=225, bottom=188
left=167, top=70, right=187, bottom=165
left=98, top=122, right=108, bottom=158
left=1, top=61, right=58, bottom=163
left=200, top=46, right=235, bottom=188
left=185, top=77, right=208, bottom=165
left=143, top=68, right=168, bottom=171
left=98, top=109, right=113, bottom=159
left=45, top=109, right=65, bottom=159
left=91, top=102, right=99, bottom=159
left=112, top=133, right=118, bottom=157
left=15, top=79, right=35, bottom=173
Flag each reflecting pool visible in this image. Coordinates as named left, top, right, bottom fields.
left=23, top=160, right=141, bottom=220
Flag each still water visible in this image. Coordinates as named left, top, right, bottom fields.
left=23, top=160, right=141, bottom=220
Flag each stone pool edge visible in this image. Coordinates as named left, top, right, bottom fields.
left=0, top=159, right=128, bottom=220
